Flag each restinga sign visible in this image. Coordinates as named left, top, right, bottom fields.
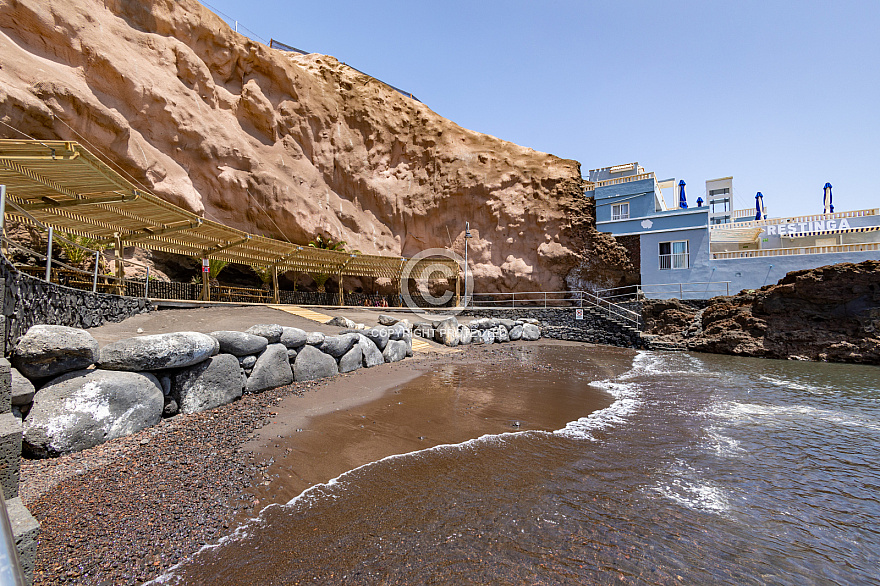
left=765, top=218, right=851, bottom=237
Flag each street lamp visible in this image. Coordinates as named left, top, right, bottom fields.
left=464, top=222, right=472, bottom=307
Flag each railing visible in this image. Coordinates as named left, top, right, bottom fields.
left=0, top=498, right=27, bottom=586
left=659, top=253, right=689, bottom=270
left=597, top=281, right=731, bottom=301
left=712, top=242, right=880, bottom=259
left=595, top=172, right=656, bottom=188
left=468, top=290, right=641, bottom=329
left=710, top=208, right=878, bottom=230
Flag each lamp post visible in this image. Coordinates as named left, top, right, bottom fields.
left=464, top=222, right=472, bottom=307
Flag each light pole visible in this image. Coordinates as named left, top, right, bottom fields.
left=464, top=221, right=472, bottom=307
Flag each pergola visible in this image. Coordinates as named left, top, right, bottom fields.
left=0, top=139, right=459, bottom=303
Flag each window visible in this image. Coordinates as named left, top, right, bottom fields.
left=659, top=240, right=689, bottom=270
left=709, top=188, right=730, bottom=197
left=611, top=202, right=630, bottom=220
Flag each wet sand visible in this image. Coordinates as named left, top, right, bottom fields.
left=244, top=340, right=634, bottom=508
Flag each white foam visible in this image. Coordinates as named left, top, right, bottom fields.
left=654, top=478, right=730, bottom=513
left=758, top=374, right=834, bottom=394
left=713, top=401, right=880, bottom=432
left=704, top=426, right=744, bottom=457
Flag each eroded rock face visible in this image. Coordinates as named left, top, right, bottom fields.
left=99, top=332, right=218, bottom=371
left=644, top=261, right=880, bottom=364
left=23, top=369, right=163, bottom=457
left=0, top=0, right=633, bottom=293
left=12, top=325, right=99, bottom=380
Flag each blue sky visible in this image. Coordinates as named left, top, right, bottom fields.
left=199, top=0, right=879, bottom=218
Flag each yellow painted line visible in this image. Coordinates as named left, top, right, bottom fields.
left=267, top=305, right=333, bottom=324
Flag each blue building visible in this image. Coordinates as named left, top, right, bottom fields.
left=587, top=164, right=880, bottom=299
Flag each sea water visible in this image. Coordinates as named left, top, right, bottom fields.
left=153, top=347, right=880, bottom=585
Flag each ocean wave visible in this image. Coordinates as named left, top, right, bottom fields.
left=653, top=459, right=732, bottom=514
left=713, top=401, right=880, bottom=432
left=758, top=374, right=835, bottom=394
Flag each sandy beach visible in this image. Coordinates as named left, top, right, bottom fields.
left=19, top=305, right=633, bottom=585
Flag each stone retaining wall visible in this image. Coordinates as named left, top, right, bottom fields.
left=1, top=257, right=152, bottom=353
left=459, top=308, right=642, bottom=348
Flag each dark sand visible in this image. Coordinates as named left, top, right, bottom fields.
left=22, top=303, right=634, bottom=585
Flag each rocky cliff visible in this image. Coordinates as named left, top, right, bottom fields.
left=0, top=0, right=632, bottom=293
left=643, top=261, right=880, bottom=364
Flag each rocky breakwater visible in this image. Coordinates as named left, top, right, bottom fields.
left=643, top=261, right=880, bottom=364
left=11, top=321, right=416, bottom=458
left=404, top=314, right=542, bottom=347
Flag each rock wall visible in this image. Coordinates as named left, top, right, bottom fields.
left=643, top=261, right=880, bottom=364
left=459, top=308, right=642, bottom=348
left=0, top=0, right=633, bottom=294
left=1, top=257, right=152, bottom=352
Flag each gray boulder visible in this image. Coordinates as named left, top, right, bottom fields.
left=100, top=332, right=218, bottom=371
left=320, top=333, right=360, bottom=358
left=159, top=376, right=172, bottom=397
left=413, top=324, right=434, bottom=339
left=287, top=348, right=298, bottom=363
left=496, top=326, right=510, bottom=343
left=280, top=327, right=308, bottom=349
left=11, top=367, right=36, bottom=406
left=459, top=325, right=473, bottom=345
left=468, top=318, right=487, bottom=330
left=383, top=340, right=407, bottom=363
left=246, top=344, right=293, bottom=393
left=364, top=327, right=390, bottom=351
left=434, top=317, right=460, bottom=347
left=12, top=325, right=99, bottom=380
left=522, top=318, right=539, bottom=325
left=357, top=334, right=384, bottom=368
left=403, top=328, right=413, bottom=357
left=209, top=331, right=268, bottom=356
left=482, top=329, right=496, bottom=344
left=173, top=354, right=243, bottom=414
left=163, top=397, right=178, bottom=417
left=388, top=323, right=409, bottom=341
left=245, top=324, right=283, bottom=344
left=23, top=369, right=163, bottom=457
left=306, top=332, right=325, bottom=345
left=239, top=355, right=257, bottom=369
left=499, top=319, right=517, bottom=331
left=522, top=323, right=541, bottom=341
left=327, top=316, right=357, bottom=329
left=338, top=345, right=363, bottom=374
left=378, top=314, right=398, bottom=326
left=508, top=325, right=524, bottom=341
left=293, top=345, right=338, bottom=381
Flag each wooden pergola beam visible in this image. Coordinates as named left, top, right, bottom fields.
left=20, top=192, right=138, bottom=211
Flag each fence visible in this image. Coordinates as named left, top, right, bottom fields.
left=596, top=281, right=731, bottom=301
left=468, top=290, right=641, bottom=329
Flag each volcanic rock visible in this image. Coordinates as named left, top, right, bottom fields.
left=293, top=345, right=338, bottom=381
left=209, top=331, right=268, bottom=356
left=12, top=325, right=99, bottom=380
left=100, top=332, right=218, bottom=371
left=172, top=353, right=243, bottom=414
left=245, top=344, right=293, bottom=393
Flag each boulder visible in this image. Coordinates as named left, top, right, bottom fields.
left=320, top=333, right=360, bottom=358
left=378, top=314, right=398, bottom=326
left=12, top=325, right=99, bottom=380
left=209, top=331, right=268, bottom=356
left=306, top=332, right=325, bottom=345
left=413, top=324, right=434, bottom=339
left=100, top=332, right=218, bottom=371
left=522, top=318, right=539, bottom=325
left=163, top=397, right=178, bottom=417
left=172, top=354, right=243, bottom=414
left=468, top=318, right=488, bottom=330
left=287, top=349, right=298, bottom=362
left=239, top=355, right=257, bottom=369
left=496, top=326, right=510, bottom=343
left=459, top=325, right=473, bottom=345
left=357, top=334, right=384, bottom=368
left=364, top=327, right=390, bottom=351
left=338, top=345, right=363, bottom=374
left=499, top=319, right=517, bottom=330
left=383, top=340, right=407, bottom=363
left=388, top=324, right=409, bottom=341
left=245, top=324, right=283, bottom=344
left=482, top=329, right=496, bottom=344
left=522, top=323, right=541, bottom=341
left=246, top=344, right=294, bottom=393
left=280, top=327, right=308, bottom=349
left=23, top=369, right=163, bottom=457
left=159, top=376, right=172, bottom=397
left=403, top=328, right=413, bottom=357
left=397, top=319, right=412, bottom=330
left=434, top=317, right=460, bottom=347
left=327, top=316, right=358, bottom=329
left=508, top=325, right=524, bottom=341
left=293, top=345, right=339, bottom=381
left=10, top=368, right=36, bottom=406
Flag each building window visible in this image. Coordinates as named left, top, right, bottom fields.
left=659, top=240, right=689, bottom=270
left=611, top=202, right=630, bottom=220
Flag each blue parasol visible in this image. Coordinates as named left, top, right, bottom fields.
left=678, top=180, right=687, bottom=209
left=823, top=183, right=833, bottom=214
left=696, top=196, right=704, bottom=207
left=755, top=192, right=765, bottom=220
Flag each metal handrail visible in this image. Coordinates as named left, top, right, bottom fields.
left=468, top=290, right=642, bottom=329
left=597, top=281, right=731, bottom=301
left=0, top=499, right=27, bottom=586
